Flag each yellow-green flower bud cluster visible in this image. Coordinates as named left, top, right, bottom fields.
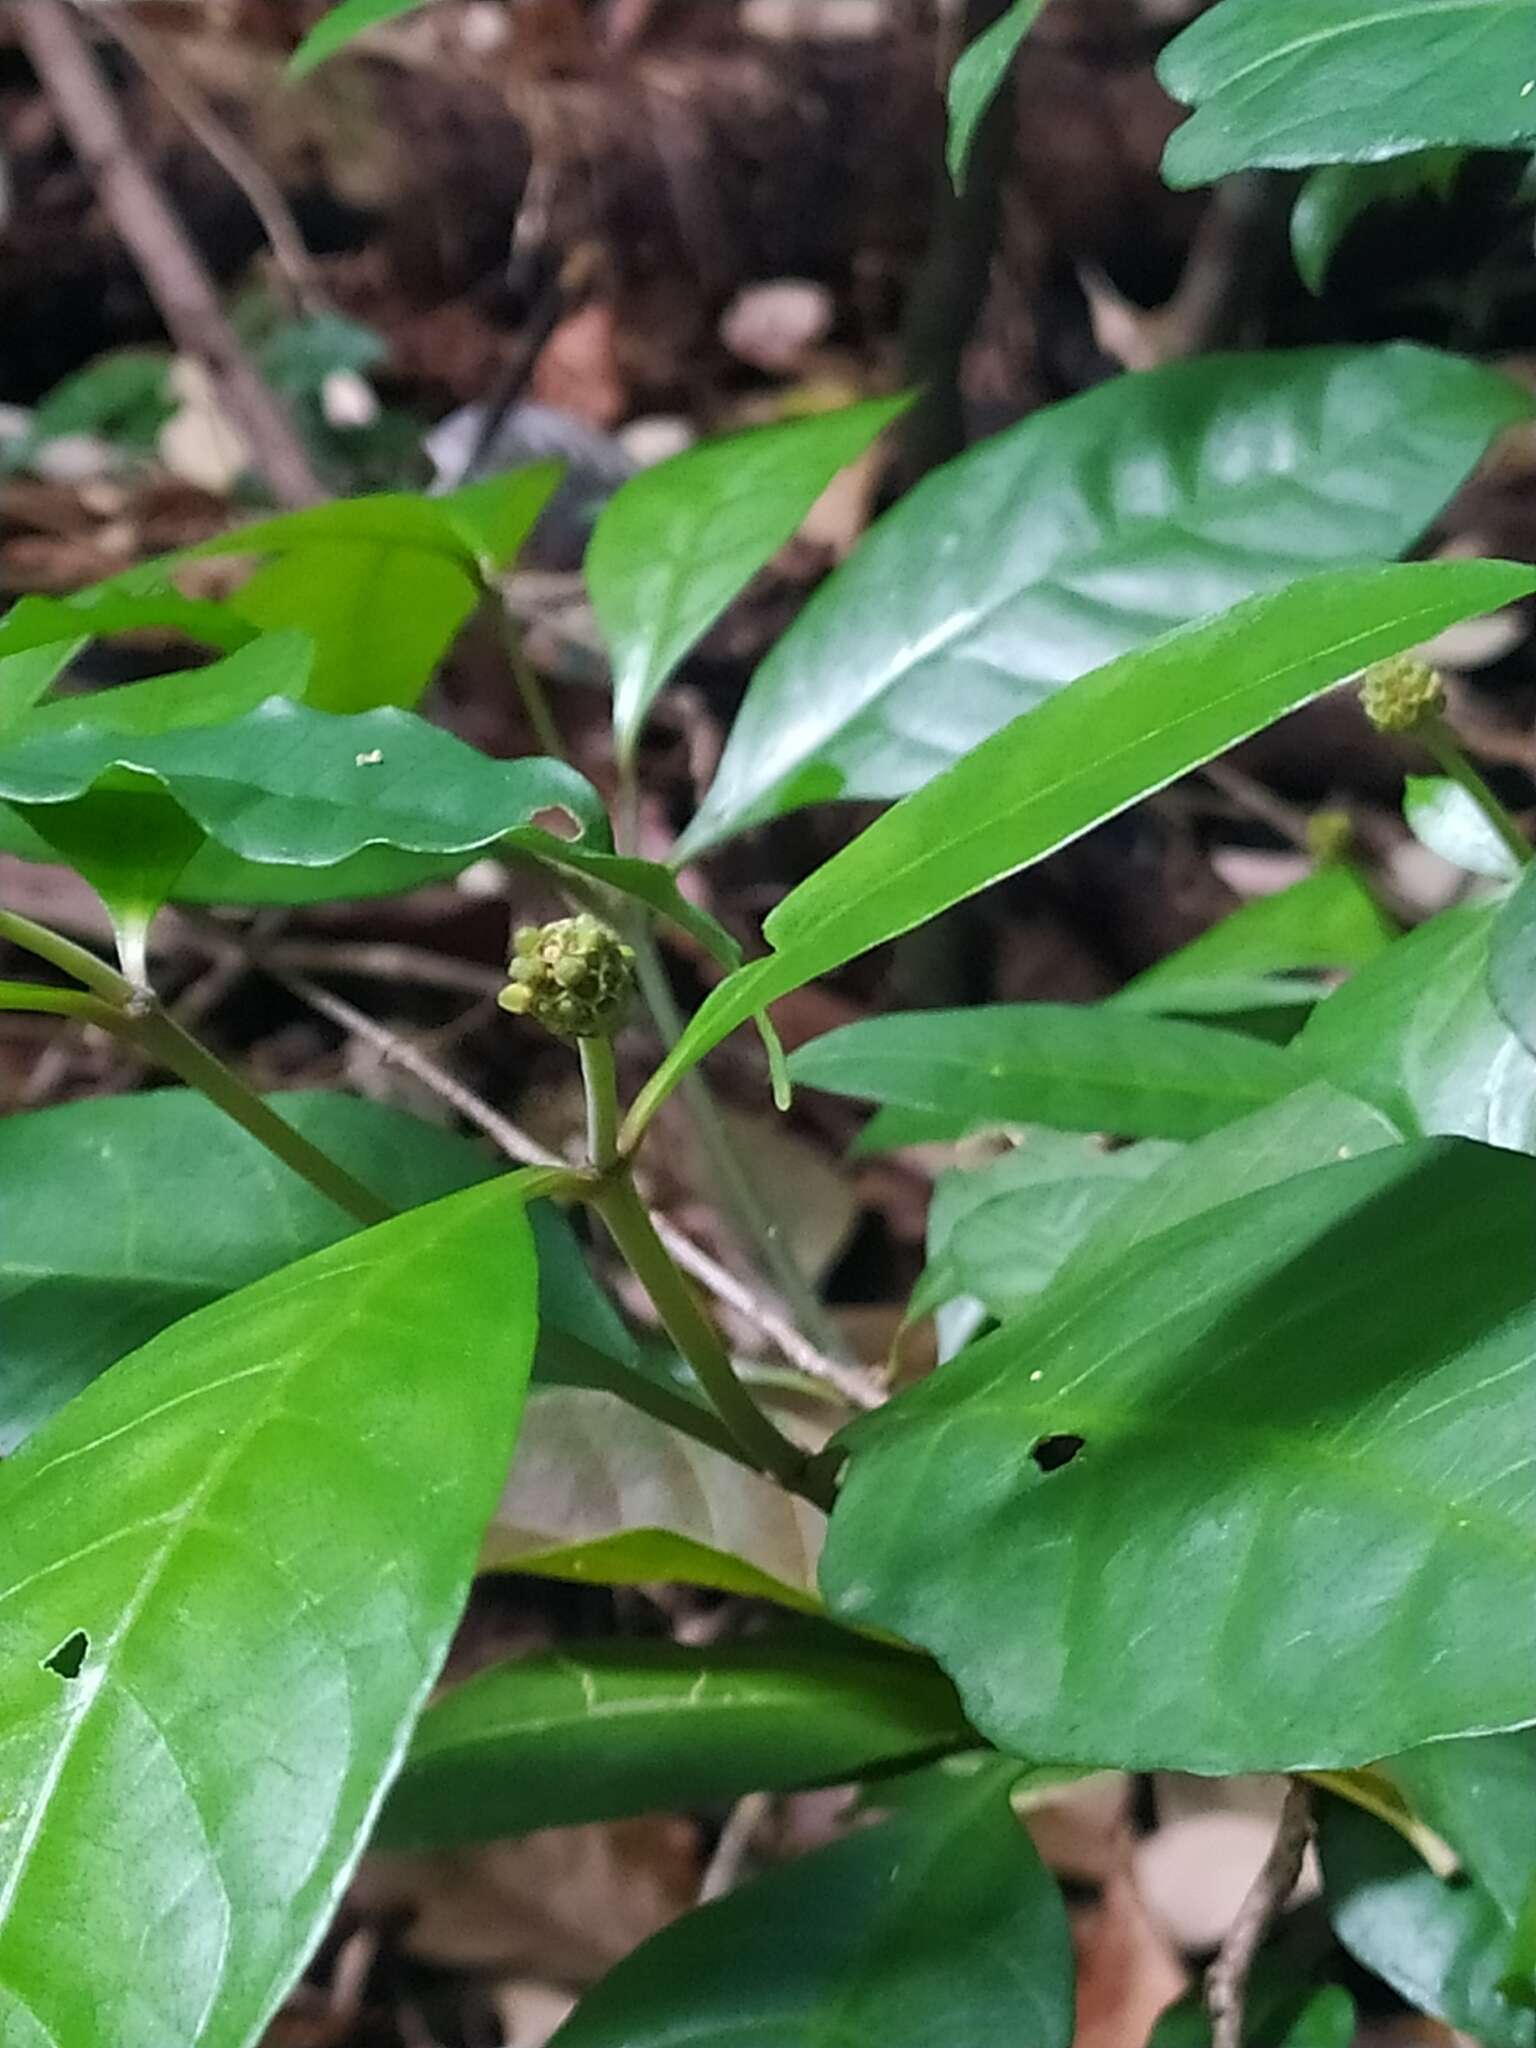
left=1359, top=657, right=1446, bottom=736
left=499, top=914, right=636, bottom=1040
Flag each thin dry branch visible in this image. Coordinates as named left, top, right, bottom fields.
left=1206, top=1779, right=1314, bottom=2048
left=15, top=0, right=326, bottom=509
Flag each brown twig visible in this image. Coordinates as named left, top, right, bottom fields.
left=15, top=0, right=327, bottom=509
left=1206, top=1779, right=1314, bottom=2048
left=699, top=1793, right=773, bottom=1903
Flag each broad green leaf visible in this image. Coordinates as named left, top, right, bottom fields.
left=1405, top=774, right=1526, bottom=879
left=678, top=351, right=1530, bottom=853
left=486, top=1386, right=825, bottom=1611
left=0, top=643, right=81, bottom=736
left=0, top=1178, right=539, bottom=2048
left=1116, top=864, right=1396, bottom=1007
left=1390, top=1729, right=1536, bottom=1926
left=1160, top=0, right=1536, bottom=189
left=1301, top=902, right=1536, bottom=1149
left=1490, top=860, right=1536, bottom=1058
left=821, top=1139, right=1536, bottom=1773
left=917, top=1133, right=1179, bottom=1322
left=16, top=631, right=314, bottom=738
left=589, top=398, right=908, bottom=764
left=0, top=588, right=257, bottom=664
left=0, top=1089, right=495, bottom=1451
left=1321, top=1801, right=1535, bottom=2048
left=790, top=1004, right=1296, bottom=1144
left=289, top=0, right=442, bottom=74
left=550, top=1759, right=1073, bottom=2048
left=1061, top=1079, right=1402, bottom=1283
left=1291, top=151, right=1464, bottom=294
left=634, top=558, right=1536, bottom=1136
left=377, top=1633, right=969, bottom=1850
left=946, top=0, right=1049, bottom=188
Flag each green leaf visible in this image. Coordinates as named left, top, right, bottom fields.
left=0, top=1178, right=539, bottom=2047
left=0, top=643, right=82, bottom=736
left=946, top=0, right=1049, bottom=189
left=549, top=1759, right=1073, bottom=2048
left=1321, top=1801, right=1535, bottom=2048
left=791, top=1004, right=1296, bottom=1144
left=1160, top=0, right=1536, bottom=188
left=485, top=1387, right=826, bottom=1611
left=1405, top=774, right=1526, bottom=879
left=1281, top=1987, right=1359, bottom=2048
left=377, top=1632, right=969, bottom=1850
left=1390, top=1729, right=1536, bottom=1926
left=1060, top=1079, right=1401, bottom=1284
left=15, top=630, right=314, bottom=738
left=635, top=559, right=1535, bottom=1135
left=289, top=0, right=442, bottom=75
left=589, top=398, right=909, bottom=763
left=918, top=1133, right=1180, bottom=1321
left=821, top=1138, right=1536, bottom=1773
left=1301, top=902, right=1536, bottom=1148
left=1490, top=860, right=1536, bottom=1059
left=0, top=588, right=258, bottom=664
left=678, top=350, right=1530, bottom=852
left=1116, top=864, right=1397, bottom=1007
left=1291, top=151, right=1463, bottom=294
left=0, top=1089, right=497, bottom=1451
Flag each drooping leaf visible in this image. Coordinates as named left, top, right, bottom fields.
left=0, top=1179, right=540, bottom=2048
left=635, top=560, right=1535, bottom=1135
left=588, top=398, right=908, bottom=763
left=1405, top=774, right=1525, bottom=879
left=1115, top=863, right=1396, bottom=1008
left=485, top=1386, right=826, bottom=1611
left=550, top=1759, right=1074, bottom=2048
left=1160, top=0, right=1536, bottom=188
left=1321, top=1800, right=1535, bottom=2048
left=1291, top=151, right=1464, bottom=294
left=377, top=1632, right=969, bottom=1850
left=1490, top=860, right=1536, bottom=1059
left=289, top=0, right=443, bottom=74
left=678, top=350, right=1530, bottom=852
left=1301, top=902, right=1536, bottom=1150
left=822, top=1139, right=1536, bottom=1773
left=946, top=0, right=1050, bottom=188
left=790, top=1004, right=1296, bottom=1144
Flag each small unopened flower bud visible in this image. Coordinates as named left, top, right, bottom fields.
left=499, top=914, right=636, bottom=1040
left=1306, top=807, right=1354, bottom=865
left=1360, top=657, right=1446, bottom=736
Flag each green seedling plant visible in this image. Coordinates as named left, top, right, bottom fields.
left=5, top=4, right=1536, bottom=2041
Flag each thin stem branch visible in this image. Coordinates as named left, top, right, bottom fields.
left=15, top=0, right=326, bottom=509
left=539, top=1328, right=748, bottom=1467
left=1207, top=1779, right=1314, bottom=2048
left=590, top=1171, right=831, bottom=1504
left=1422, top=716, right=1532, bottom=872
left=488, top=583, right=567, bottom=763
left=0, top=982, right=122, bottom=1026
left=0, top=906, right=132, bottom=1001
left=579, top=1036, right=620, bottom=1171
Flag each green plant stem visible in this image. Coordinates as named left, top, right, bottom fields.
left=488, top=583, right=567, bottom=764
left=0, top=983, right=124, bottom=1026
left=579, top=1035, right=620, bottom=1171
left=589, top=1169, right=832, bottom=1507
left=627, top=922, right=859, bottom=1369
left=0, top=906, right=133, bottom=1002
left=538, top=1328, right=749, bottom=1467
left=1423, top=717, right=1532, bottom=871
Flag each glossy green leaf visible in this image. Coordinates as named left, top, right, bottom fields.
left=0, top=1089, right=495, bottom=1451
left=946, top=0, right=1049, bottom=188
left=0, top=642, right=81, bottom=736
left=1061, top=1079, right=1401, bottom=1283
left=289, top=0, right=442, bottom=74
left=378, top=1632, right=968, bottom=1850
left=678, top=351, right=1530, bottom=852
left=791, top=1004, right=1296, bottom=1144
left=0, top=1178, right=539, bottom=2048
left=1160, top=0, right=1536, bottom=188
left=1116, top=864, right=1396, bottom=1007
left=1301, top=902, right=1536, bottom=1149
left=1490, top=859, right=1536, bottom=1059
left=486, top=1386, right=825, bottom=1611
left=15, top=631, right=314, bottom=739
left=635, top=553, right=1535, bottom=1135
left=822, top=1138, right=1536, bottom=1773
left=918, top=1133, right=1179, bottom=1321
left=551, top=1759, right=1073, bottom=2048
left=1321, top=1801, right=1535, bottom=2048
left=0, top=588, right=257, bottom=664
left=1291, top=151, right=1463, bottom=294
left=1405, top=774, right=1525, bottom=879
left=589, top=397, right=908, bottom=762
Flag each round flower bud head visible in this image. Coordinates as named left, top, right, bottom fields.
left=498, top=914, right=636, bottom=1040
left=1360, top=657, right=1445, bottom=736
left=1306, top=807, right=1355, bottom=865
